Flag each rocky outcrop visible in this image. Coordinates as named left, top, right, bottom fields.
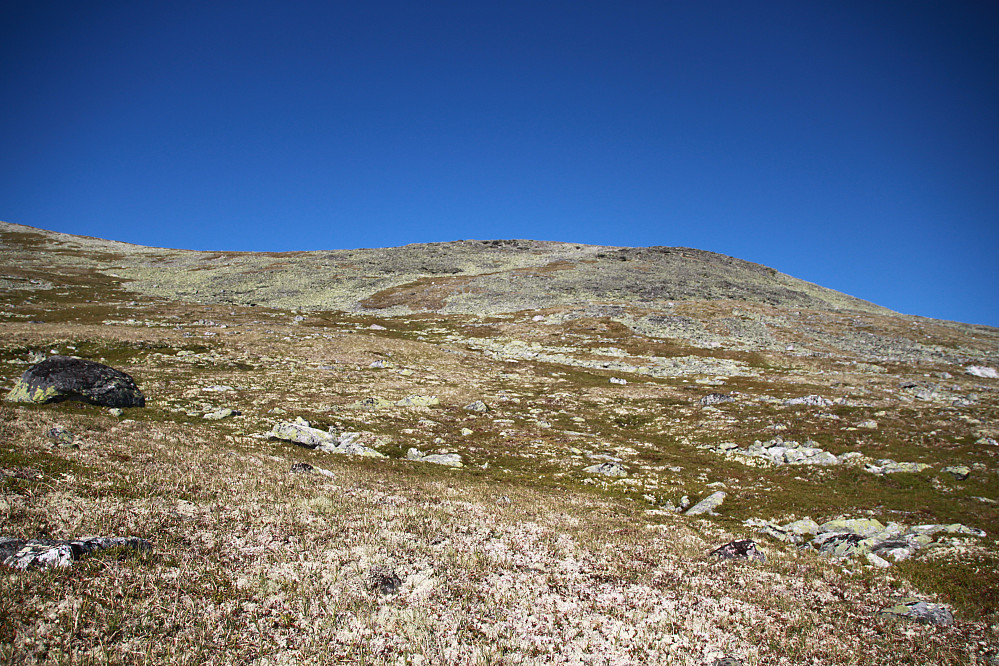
left=746, top=516, right=985, bottom=564
left=268, top=418, right=383, bottom=457
left=6, top=356, right=145, bottom=408
left=1, top=536, right=151, bottom=570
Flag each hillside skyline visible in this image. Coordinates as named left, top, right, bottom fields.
left=2, top=2, right=997, bottom=325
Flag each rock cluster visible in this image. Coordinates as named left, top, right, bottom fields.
left=746, top=517, right=985, bottom=566
left=268, top=418, right=383, bottom=457
left=701, top=437, right=853, bottom=467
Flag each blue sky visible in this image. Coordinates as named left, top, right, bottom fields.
left=2, top=1, right=997, bottom=326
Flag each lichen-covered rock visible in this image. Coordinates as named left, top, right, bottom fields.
left=350, top=396, right=394, bottom=409
left=406, top=447, right=463, bottom=467
left=813, top=532, right=870, bottom=558
left=463, top=400, right=489, bottom=412
left=878, top=598, right=954, bottom=626
left=6, top=356, right=145, bottom=408
left=710, top=539, right=765, bottom=563
left=203, top=408, right=238, bottom=420
left=818, top=518, right=885, bottom=538
left=685, top=491, right=726, bottom=516
left=941, top=465, right=970, bottom=480
left=864, top=459, right=931, bottom=475
left=47, top=426, right=77, bottom=448
left=784, top=395, right=832, bottom=407
left=0, top=536, right=151, bottom=570
left=269, top=421, right=384, bottom=457
left=395, top=395, right=440, bottom=408
left=583, top=461, right=627, bottom=477
left=700, top=393, right=734, bottom=406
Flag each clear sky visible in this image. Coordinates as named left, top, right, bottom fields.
left=2, top=1, right=997, bottom=326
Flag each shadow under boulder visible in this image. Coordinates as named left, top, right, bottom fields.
left=5, top=356, right=145, bottom=408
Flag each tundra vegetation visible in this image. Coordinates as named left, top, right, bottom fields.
left=0, top=221, right=997, bottom=664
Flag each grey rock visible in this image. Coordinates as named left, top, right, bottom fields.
left=870, top=539, right=918, bottom=562
left=47, top=426, right=77, bottom=448
left=941, top=465, right=970, bottom=481
left=108, top=407, right=125, bottom=417
left=864, top=459, right=931, bottom=475
left=406, top=447, right=463, bottom=467
left=784, top=395, right=832, bottom=407
left=0, top=536, right=151, bottom=570
left=6, top=356, right=145, bottom=408
left=269, top=421, right=383, bottom=457
left=685, top=491, right=727, bottom=516
left=700, top=393, right=734, bottom=406
left=711, top=658, right=745, bottom=666
left=367, top=564, right=401, bottom=594
left=878, top=598, right=954, bottom=626
left=203, top=407, right=239, bottom=420
left=710, top=539, right=765, bottom=563
left=966, top=366, right=999, bottom=379
left=463, top=400, right=489, bottom=412
left=395, top=395, right=440, bottom=407
left=813, top=532, right=870, bottom=558
left=583, top=461, right=627, bottom=477
left=781, top=518, right=821, bottom=536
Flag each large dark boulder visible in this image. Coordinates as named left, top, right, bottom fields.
left=6, top=356, right=145, bottom=408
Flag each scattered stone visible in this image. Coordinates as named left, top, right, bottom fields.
left=202, top=385, right=235, bottom=392
left=290, top=462, right=335, bottom=478
left=369, top=360, right=395, bottom=369
left=0, top=536, right=151, bottom=570
left=463, top=400, right=489, bottom=412
left=395, top=395, right=440, bottom=408
left=941, top=465, right=971, bottom=481
left=685, top=491, right=726, bottom=516
left=0, top=467, right=41, bottom=481
left=367, top=563, right=401, bottom=594
left=368, top=324, right=387, bottom=330
left=700, top=393, right=734, bottom=406
left=406, top=447, right=463, bottom=467
left=784, top=395, right=832, bottom=407
left=878, top=598, right=954, bottom=626
left=977, top=437, right=998, bottom=447
left=966, top=366, right=999, bottom=379
left=27, top=351, right=46, bottom=364
left=108, top=407, right=124, bottom=417
left=608, top=377, right=627, bottom=385
left=203, top=408, right=239, bottom=420
left=351, top=396, right=394, bottom=409
left=46, top=426, right=77, bottom=448
left=857, top=420, right=878, bottom=429
left=864, top=459, right=931, bottom=475
left=710, top=539, right=765, bottom=563
left=268, top=421, right=383, bottom=457
left=583, top=461, right=627, bottom=477
left=702, top=437, right=850, bottom=468
left=6, top=356, right=145, bottom=408
left=711, top=658, right=745, bottom=666
left=460, top=428, right=474, bottom=436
